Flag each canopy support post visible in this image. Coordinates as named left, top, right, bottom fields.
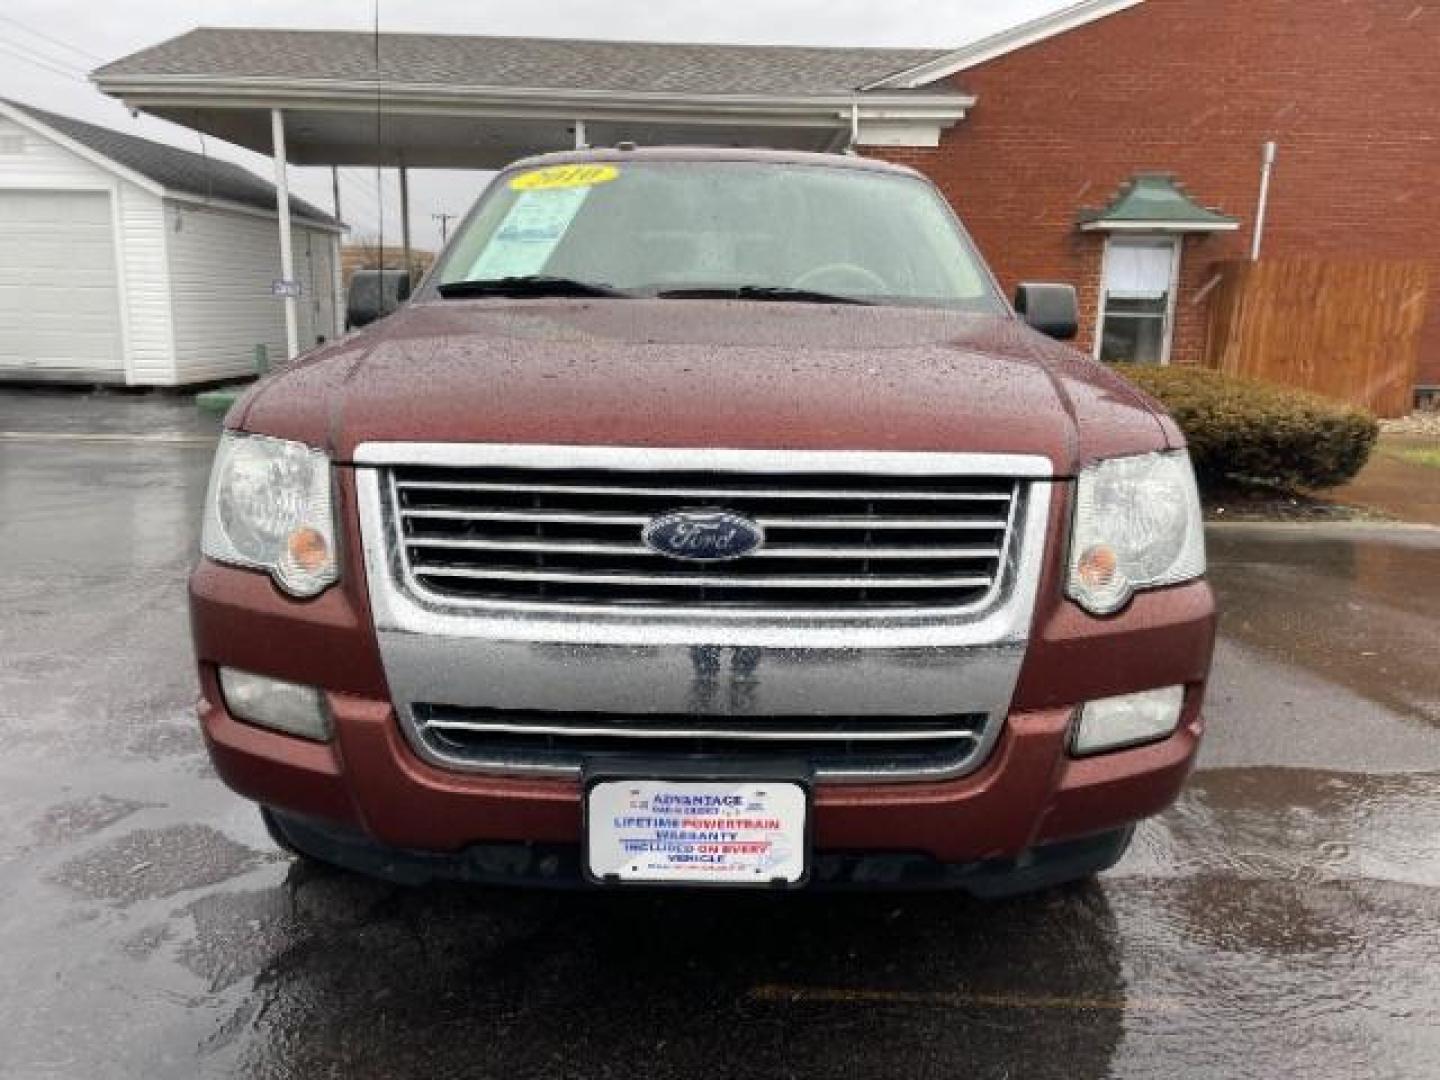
left=270, top=107, right=299, bottom=359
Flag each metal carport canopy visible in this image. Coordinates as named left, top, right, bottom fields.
left=91, top=28, right=974, bottom=357
left=90, top=29, right=975, bottom=168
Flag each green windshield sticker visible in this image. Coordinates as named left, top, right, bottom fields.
left=467, top=187, right=592, bottom=280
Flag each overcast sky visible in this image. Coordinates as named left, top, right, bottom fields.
left=1, top=0, right=1071, bottom=250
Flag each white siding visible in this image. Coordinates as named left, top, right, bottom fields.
left=0, top=113, right=180, bottom=384
left=0, top=114, right=110, bottom=190
left=116, top=184, right=175, bottom=384
left=0, top=191, right=122, bottom=377
left=166, top=201, right=337, bottom=383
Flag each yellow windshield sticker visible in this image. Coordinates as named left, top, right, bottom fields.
left=510, top=164, right=620, bottom=192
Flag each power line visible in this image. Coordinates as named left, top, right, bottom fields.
left=0, top=14, right=105, bottom=64
left=338, top=169, right=383, bottom=224
left=339, top=167, right=382, bottom=209
left=0, top=36, right=87, bottom=82
left=338, top=174, right=373, bottom=209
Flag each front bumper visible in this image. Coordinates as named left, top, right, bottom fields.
left=196, top=658, right=1205, bottom=865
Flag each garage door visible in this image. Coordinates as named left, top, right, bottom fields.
left=0, top=191, right=123, bottom=379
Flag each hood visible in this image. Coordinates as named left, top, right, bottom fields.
left=235, top=298, right=1174, bottom=475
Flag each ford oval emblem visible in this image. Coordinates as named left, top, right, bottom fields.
left=642, top=509, right=765, bottom=562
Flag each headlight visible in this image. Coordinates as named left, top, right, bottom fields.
left=1067, top=450, right=1205, bottom=615
left=201, top=431, right=339, bottom=598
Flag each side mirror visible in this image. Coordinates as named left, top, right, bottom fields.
left=346, top=269, right=413, bottom=330
left=1015, top=283, right=1079, bottom=341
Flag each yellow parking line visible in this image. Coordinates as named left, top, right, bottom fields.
left=0, top=431, right=217, bottom=446
left=748, top=983, right=1176, bottom=1013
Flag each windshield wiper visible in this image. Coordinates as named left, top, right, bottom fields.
left=654, top=285, right=875, bottom=306
left=437, top=275, right=633, bottom=299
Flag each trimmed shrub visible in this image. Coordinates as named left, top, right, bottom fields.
left=1113, top=364, right=1379, bottom=492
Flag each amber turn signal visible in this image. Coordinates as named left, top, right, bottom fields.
left=286, top=526, right=331, bottom=573
left=1075, top=544, right=1118, bottom=589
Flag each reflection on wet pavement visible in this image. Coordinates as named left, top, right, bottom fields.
left=1208, top=525, right=1440, bottom=725
left=0, top=392, right=1436, bottom=1078
left=1132, top=769, right=1440, bottom=888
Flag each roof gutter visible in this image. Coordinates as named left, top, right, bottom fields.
left=92, top=74, right=974, bottom=124
left=1079, top=219, right=1239, bottom=233
left=165, top=189, right=345, bottom=232
left=862, top=0, right=1147, bottom=89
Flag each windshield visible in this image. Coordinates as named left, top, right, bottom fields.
left=432, top=161, right=1004, bottom=311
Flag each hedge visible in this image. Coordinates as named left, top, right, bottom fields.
left=1113, top=365, right=1379, bottom=492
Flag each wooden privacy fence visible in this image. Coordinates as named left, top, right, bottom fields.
left=1203, top=259, right=1430, bottom=417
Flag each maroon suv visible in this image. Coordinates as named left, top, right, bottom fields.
left=191, top=147, right=1215, bottom=894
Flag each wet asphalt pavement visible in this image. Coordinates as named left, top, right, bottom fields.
left=1, top=388, right=1437, bottom=1079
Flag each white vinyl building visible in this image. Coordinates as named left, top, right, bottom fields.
left=0, top=98, right=343, bottom=386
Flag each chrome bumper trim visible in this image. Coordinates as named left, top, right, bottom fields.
left=353, top=442, right=1056, bottom=478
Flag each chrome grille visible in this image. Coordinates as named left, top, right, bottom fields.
left=411, top=704, right=990, bottom=781
left=386, top=463, right=1023, bottom=610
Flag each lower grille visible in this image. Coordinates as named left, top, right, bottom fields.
left=410, top=704, right=991, bottom=782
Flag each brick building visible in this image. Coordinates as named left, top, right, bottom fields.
left=863, top=0, right=1439, bottom=392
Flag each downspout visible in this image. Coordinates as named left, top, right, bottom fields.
left=1250, top=140, right=1277, bottom=261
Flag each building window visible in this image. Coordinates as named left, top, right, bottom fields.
left=1096, top=237, right=1180, bottom=364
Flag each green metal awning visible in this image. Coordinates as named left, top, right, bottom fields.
left=1078, top=172, right=1239, bottom=233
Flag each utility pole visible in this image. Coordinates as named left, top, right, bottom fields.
left=432, top=212, right=457, bottom=245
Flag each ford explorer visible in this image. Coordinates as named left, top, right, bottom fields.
left=191, top=146, right=1216, bottom=894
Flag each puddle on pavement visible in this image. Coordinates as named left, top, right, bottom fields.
left=89, top=851, right=1436, bottom=1080
left=170, top=879, right=1128, bottom=1077
left=122, top=717, right=206, bottom=760
left=1107, top=875, right=1439, bottom=1079
left=1123, top=768, right=1440, bottom=889
left=11, top=762, right=1440, bottom=1079
left=50, top=824, right=274, bottom=905
left=30, top=795, right=155, bottom=848
left=1208, top=528, right=1440, bottom=725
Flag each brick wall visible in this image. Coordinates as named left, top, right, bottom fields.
left=868, top=0, right=1440, bottom=389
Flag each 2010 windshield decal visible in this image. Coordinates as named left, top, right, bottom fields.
left=510, top=164, right=620, bottom=191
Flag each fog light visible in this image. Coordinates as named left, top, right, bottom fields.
left=219, top=668, right=331, bottom=741
left=1073, top=685, right=1184, bottom=756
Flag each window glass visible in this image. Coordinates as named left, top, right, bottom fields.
left=1099, top=240, right=1175, bottom=363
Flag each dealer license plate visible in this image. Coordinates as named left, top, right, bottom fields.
left=586, top=779, right=809, bottom=887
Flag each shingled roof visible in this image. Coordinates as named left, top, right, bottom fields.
left=94, top=28, right=954, bottom=97
left=2, top=98, right=337, bottom=226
